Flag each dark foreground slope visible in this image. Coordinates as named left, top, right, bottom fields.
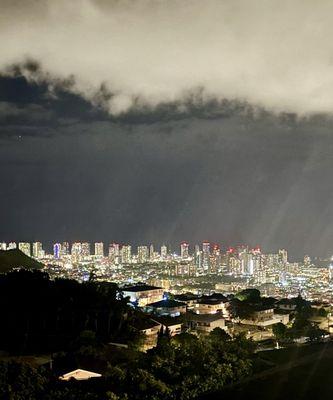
left=0, top=249, right=43, bottom=273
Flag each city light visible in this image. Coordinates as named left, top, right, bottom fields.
left=1, top=240, right=331, bottom=303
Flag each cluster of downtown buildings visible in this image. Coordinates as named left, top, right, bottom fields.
left=1, top=240, right=333, bottom=303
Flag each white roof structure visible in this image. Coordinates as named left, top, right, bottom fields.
left=59, top=369, right=102, bottom=381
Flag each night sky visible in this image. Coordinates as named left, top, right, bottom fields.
left=1, top=1, right=333, bottom=258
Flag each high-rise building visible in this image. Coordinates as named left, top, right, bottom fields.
left=266, top=253, right=279, bottom=268
left=33, top=242, right=43, bottom=259
left=247, top=254, right=254, bottom=275
left=81, top=242, right=90, bottom=257
left=304, top=255, right=311, bottom=266
left=239, top=252, right=254, bottom=275
left=7, top=242, right=17, bottom=250
left=71, top=242, right=82, bottom=261
left=61, top=242, right=70, bottom=256
left=137, top=246, right=149, bottom=263
left=108, top=243, right=120, bottom=264
left=210, top=244, right=221, bottom=273
left=94, top=242, right=104, bottom=257
left=161, top=245, right=168, bottom=259
left=121, top=245, right=132, bottom=264
left=149, top=244, right=154, bottom=261
left=202, top=241, right=210, bottom=271
left=194, top=244, right=202, bottom=271
left=53, top=243, right=61, bottom=259
left=228, top=255, right=241, bottom=275
left=278, top=249, right=288, bottom=264
left=19, top=242, right=31, bottom=257
left=253, top=254, right=263, bottom=283
left=0, top=242, right=6, bottom=250
left=239, top=249, right=248, bottom=275
left=180, top=242, right=189, bottom=259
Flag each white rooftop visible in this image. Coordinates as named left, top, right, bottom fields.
left=59, top=369, right=102, bottom=381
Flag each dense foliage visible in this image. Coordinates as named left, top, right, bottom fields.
left=231, top=289, right=276, bottom=319
left=0, top=329, right=256, bottom=400
left=0, top=270, right=137, bottom=353
left=272, top=296, right=327, bottom=342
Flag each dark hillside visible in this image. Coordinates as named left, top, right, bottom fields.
left=0, top=249, right=43, bottom=273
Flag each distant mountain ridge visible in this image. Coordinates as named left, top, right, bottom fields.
left=0, top=249, right=43, bottom=273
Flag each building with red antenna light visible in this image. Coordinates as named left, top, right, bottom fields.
left=252, top=247, right=261, bottom=255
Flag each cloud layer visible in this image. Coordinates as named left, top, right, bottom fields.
left=1, top=0, right=333, bottom=115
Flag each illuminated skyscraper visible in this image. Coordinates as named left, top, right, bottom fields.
left=194, top=244, right=202, bottom=271
left=247, top=254, right=254, bottom=275
left=137, top=246, right=149, bottom=263
left=121, top=245, right=132, bottom=264
left=33, top=242, right=43, bottom=259
left=278, top=249, right=288, bottom=264
left=304, top=255, right=311, bottom=266
left=228, top=255, right=241, bottom=275
left=81, top=242, right=90, bottom=257
left=180, top=242, right=189, bottom=259
left=108, top=243, right=120, bottom=264
left=0, top=242, right=6, bottom=250
left=239, top=249, right=247, bottom=275
left=71, top=242, right=82, bottom=261
left=239, top=251, right=254, bottom=276
left=210, top=244, right=221, bottom=273
left=19, top=242, right=31, bottom=257
left=161, top=245, right=168, bottom=259
left=149, top=244, right=154, bottom=261
left=202, top=241, right=210, bottom=271
left=7, top=242, right=16, bottom=250
left=94, top=242, right=104, bottom=257
left=254, top=254, right=265, bottom=284
left=61, top=242, right=70, bottom=256
left=53, top=243, right=61, bottom=259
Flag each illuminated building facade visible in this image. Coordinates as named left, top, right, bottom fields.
left=19, top=242, right=31, bottom=256
left=32, top=242, right=43, bottom=259
left=94, top=242, right=104, bottom=257
left=180, top=242, right=189, bottom=259
left=137, top=246, right=149, bottom=263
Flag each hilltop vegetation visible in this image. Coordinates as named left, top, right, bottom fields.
left=0, top=269, right=139, bottom=353
left=0, top=329, right=256, bottom=400
left=0, top=269, right=257, bottom=399
left=0, top=249, right=43, bottom=273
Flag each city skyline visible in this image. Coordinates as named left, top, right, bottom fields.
left=3, top=238, right=331, bottom=305
left=0, top=238, right=330, bottom=261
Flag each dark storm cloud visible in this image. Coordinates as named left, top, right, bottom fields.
left=0, top=102, right=54, bottom=124
left=0, top=73, right=264, bottom=137
left=2, top=1, right=333, bottom=259
left=1, top=81, right=333, bottom=259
